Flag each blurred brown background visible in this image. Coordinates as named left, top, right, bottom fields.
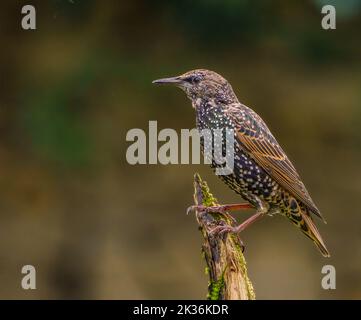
left=0, top=0, right=360, bottom=299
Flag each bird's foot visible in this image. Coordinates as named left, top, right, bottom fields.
left=211, top=211, right=265, bottom=236
left=187, top=205, right=204, bottom=215
left=210, top=223, right=245, bottom=251
left=210, top=224, right=241, bottom=236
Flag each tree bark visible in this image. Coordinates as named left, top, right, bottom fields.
left=193, top=173, right=255, bottom=300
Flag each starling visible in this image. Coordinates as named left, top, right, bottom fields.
left=153, top=69, right=330, bottom=257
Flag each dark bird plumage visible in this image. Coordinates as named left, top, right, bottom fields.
left=153, top=69, right=329, bottom=257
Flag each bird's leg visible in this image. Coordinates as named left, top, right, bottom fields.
left=186, top=203, right=253, bottom=215
left=211, top=200, right=268, bottom=236
left=211, top=211, right=265, bottom=236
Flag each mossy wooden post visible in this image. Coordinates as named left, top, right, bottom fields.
left=193, top=173, right=255, bottom=300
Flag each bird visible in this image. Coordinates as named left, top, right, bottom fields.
left=153, top=69, right=330, bottom=257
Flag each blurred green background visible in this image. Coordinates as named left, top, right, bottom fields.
left=0, top=0, right=360, bottom=299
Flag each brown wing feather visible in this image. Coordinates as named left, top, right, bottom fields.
left=227, top=104, right=325, bottom=221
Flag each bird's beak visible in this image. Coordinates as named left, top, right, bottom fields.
left=152, top=76, right=183, bottom=85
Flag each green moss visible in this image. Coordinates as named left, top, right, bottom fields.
left=234, top=240, right=256, bottom=300
left=207, top=274, right=225, bottom=300
left=195, top=173, right=218, bottom=207
left=205, top=266, right=210, bottom=275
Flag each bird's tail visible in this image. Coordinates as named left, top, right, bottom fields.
left=288, top=205, right=330, bottom=257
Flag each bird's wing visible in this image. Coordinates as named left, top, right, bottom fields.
left=227, top=104, right=324, bottom=221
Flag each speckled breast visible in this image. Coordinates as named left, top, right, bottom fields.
left=195, top=101, right=281, bottom=206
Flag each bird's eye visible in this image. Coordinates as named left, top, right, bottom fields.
left=192, top=75, right=202, bottom=83
left=184, top=75, right=202, bottom=84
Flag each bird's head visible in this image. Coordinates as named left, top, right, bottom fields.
left=153, top=69, right=238, bottom=105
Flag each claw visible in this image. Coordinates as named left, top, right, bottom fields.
left=186, top=206, right=194, bottom=215
left=210, top=224, right=238, bottom=236
left=186, top=205, right=206, bottom=215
